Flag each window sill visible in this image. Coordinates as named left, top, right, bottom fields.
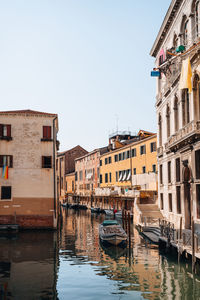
left=0, top=199, right=12, bottom=201
left=42, top=167, right=52, bottom=169
left=0, top=137, right=12, bottom=141
left=41, top=138, right=53, bottom=142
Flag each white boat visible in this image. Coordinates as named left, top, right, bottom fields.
left=99, top=220, right=127, bottom=247
left=104, top=209, right=114, bottom=216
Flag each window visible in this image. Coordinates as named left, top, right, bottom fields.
left=42, top=126, right=51, bottom=140
left=42, top=156, right=52, bottom=168
left=195, top=150, right=200, bottom=179
left=168, top=161, right=171, bottom=183
left=152, top=164, right=156, bottom=173
left=174, top=97, right=179, bottom=132
left=176, top=186, right=181, bottom=214
left=0, top=124, right=12, bottom=140
left=116, top=171, right=118, bottom=182
left=158, top=114, right=162, bottom=146
left=176, top=158, right=180, bottom=182
left=133, top=168, right=136, bottom=175
left=127, top=150, right=130, bottom=159
left=1, top=186, right=11, bottom=200
left=140, top=145, right=146, bottom=155
left=100, top=174, right=102, bottom=184
left=169, top=193, right=172, bottom=212
left=142, top=166, right=146, bottom=174
left=114, top=154, right=118, bottom=162
left=109, top=172, right=112, bottom=183
left=108, top=156, right=112, bottom=164
left=100, top=160, right=102, bottom=166
left=105, top=158, right=108, bottom=165
left=160, top=164, right=163, bottom=184
left=79, top=171, right=83, bottom=181
left=150, top=142, right=156, bottom=152
left=166, top=105, right=170, bottom=138
left=131, top=148, right=136, bottom=157
left=105, top=173, right=108, bottom=183
left=75, top=172, right=77, bottom=181
left=0, top=155, right=13, bottom=168
left=197, top=184, right=200, bottom=218
left=122, top=152, right=125, bottom=160
left=119, top=153, right=122, bottom=161
left=160, top=193, right=164, bottom=210
left=72, top=181, right=74, bottom=192
left=182, top=89, right=190, bottom=126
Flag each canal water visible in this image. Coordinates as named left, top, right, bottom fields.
left=1, top=210, right=200, bottom=299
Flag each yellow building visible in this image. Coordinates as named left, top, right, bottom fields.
left=99, top=131, right=157, bottom=194
left=65, top=172, right=75, bottom=195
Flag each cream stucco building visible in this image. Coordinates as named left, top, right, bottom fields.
left=151, top=0, right=200, bottom=228
left=0, top=109, right=59, bottom=229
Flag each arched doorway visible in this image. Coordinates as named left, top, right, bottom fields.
left=183, top=161, right=192, bottom=229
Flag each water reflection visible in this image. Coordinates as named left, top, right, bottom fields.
left=59, top=209, right=200, bottom=300
left=1, top=210, right=200, bottom=299
left=0, top=231, right=58, bottom=300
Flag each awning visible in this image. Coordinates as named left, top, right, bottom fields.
left=118, top=172, right=123, bottom=182
left=179, top=57, right=192, bottom=93
left=122, top=171, right=127, bottom=181
left=126, top=170, right=131, bottom=181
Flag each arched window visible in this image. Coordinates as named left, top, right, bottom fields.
left=182, top=89, right=190, bottom=126
left=166, top=105, right=170, bottom=138
left=180, top=16, right=189, bottom=46
left=193, top=73, right=200, bottom=120
left=173, top=34, right=178, bottom=49
left=174, top=97, right=179, bottom=132
left=192, top=0, right=200, bottom=40
left=158, top=114, right=162, bottom=146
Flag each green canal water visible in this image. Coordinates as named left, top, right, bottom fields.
left=1, top=209, right=200, bottom=299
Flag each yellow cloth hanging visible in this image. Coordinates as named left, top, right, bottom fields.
left=179, top=57, right=192, bottom=93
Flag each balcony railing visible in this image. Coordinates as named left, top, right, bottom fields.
left=157, top=146, right=163, bottom=157
left=165, top=121, right=200, bottom=150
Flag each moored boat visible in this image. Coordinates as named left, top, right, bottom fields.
left=99, top=220, right=127, bottom=247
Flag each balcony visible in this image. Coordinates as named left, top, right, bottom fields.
left=165, top=121, right=200, bottom=152
left=157, top=146, right=163, bottom=157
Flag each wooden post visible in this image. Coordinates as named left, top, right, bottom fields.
left=128, top=212, right=131, bottom=248
left=192, top=219, right=195, bottom=273
left=179, top=217, right=182, bottom=240
left=183, top=232, right=186, bottom=246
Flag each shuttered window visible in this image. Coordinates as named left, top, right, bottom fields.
left=0, top=124, right=12, bottom=139
left=42, top=126, right=52, bottom=140
left=0, top=155, right=13, bottom=167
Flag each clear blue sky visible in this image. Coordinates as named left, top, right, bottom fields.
left=0, top=0, right=171, bottom=152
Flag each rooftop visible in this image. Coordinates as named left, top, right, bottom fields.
left=0, top=109, right=57, bottom=117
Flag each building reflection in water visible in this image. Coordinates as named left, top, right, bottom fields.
left=61, top=209, right=200, bottom=299
left=0, top=231, right=58, bottom=300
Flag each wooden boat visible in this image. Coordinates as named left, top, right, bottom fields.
left=91, top=207, right=105, bottom=214
left=99, top=220, right=127, bottom=247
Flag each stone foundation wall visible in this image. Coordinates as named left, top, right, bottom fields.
left=0, top=215, right=54, bottom=229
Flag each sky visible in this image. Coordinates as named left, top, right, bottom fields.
left=0, top=0, right=171, bottom=152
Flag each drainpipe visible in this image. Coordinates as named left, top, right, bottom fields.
left=53, top=117, right=57, bottom=220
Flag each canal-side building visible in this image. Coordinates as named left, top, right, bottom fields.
left=150, top=0, right=200, bottom=228
left=98, top=131, right=157, bottom=202
left=65, top=172, right=75, bottom=196
left=57, top=145, right=88, bottom=203
left=0, top=109, right=59, bottom=229
left=75, top=147, right=108, bottom=196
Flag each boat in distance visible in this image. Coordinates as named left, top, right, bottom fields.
left=99, top=220, right=127, bottom=247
